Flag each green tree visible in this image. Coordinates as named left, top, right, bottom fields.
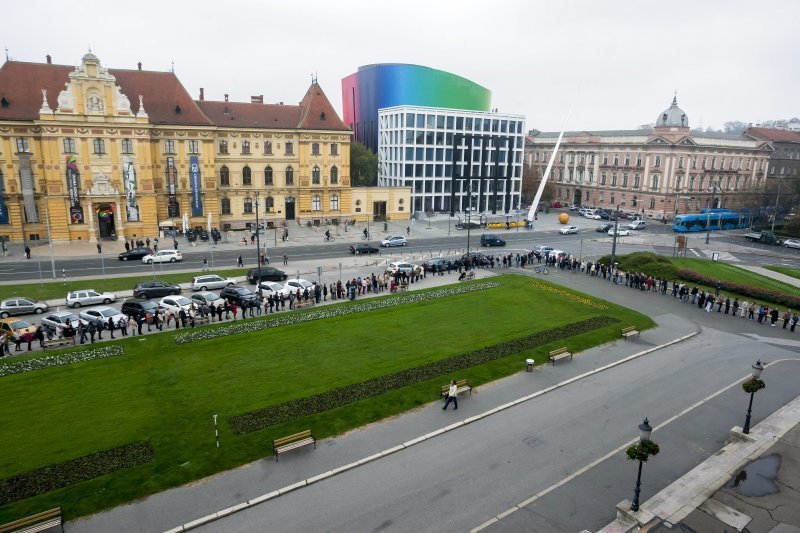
left=350, top=142, right=378, bottom=186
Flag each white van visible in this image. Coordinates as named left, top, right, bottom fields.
left=628, top=220, right=646, bottom=230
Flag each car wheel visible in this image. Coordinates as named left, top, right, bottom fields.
left=103, top=298, right=112, bottom=304
left=122, top=257, right=129, bottom=261
left=171, top=290, right=179, bottom=295
left=200, top=286, right=208, bottom=291
left=170, top=258, right=177, bottom=263
left=0, top=312, right=8, bottom=318
left=34, top=308, right=44, bottom=314
left=147, top=259, right=153, bottom=264
left=73, top=302, right=82, bottom=308
left=227, top=283, right=234, bottom=287
left=402, top=242, right=407, bottom=246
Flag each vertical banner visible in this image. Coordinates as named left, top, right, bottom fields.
left=0, top=169, right=8, bottom=224
left=166, top=157, right=180, bottom=217
left=66, top=156, right=84, bottom=223
left=123, top=156, right=140, bottom=221
left=18, top=154, right=39, bottom=223
left=189, top=155, right=203, bottom=216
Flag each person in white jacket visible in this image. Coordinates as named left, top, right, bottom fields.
left=442, top=380, right=458, bottom=411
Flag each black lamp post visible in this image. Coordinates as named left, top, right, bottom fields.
left=628, top=417, right=659, bottom=512
left=254, top=191, right=262, bottom=294
left=609, top=204, right=621, bottom=267
left=465, top=184, right=475, bottom=257
left=742, top=359, right=765, bottom=434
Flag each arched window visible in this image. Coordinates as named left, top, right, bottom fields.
left=220, top=166, right=230, bottom=186
left=330, top=194, right=339, bottom=211
left=649, top=198, right=655, bottom=209
left=312, top=165, right=321, bottom=185
left=265, top=166, right=273, bottom=186
left=265, top=196, right=274, bottom=212
left=242, top=166, right=252, bottom=186
left=330, top=165, right=338, bottom=184
left=221, top=198, right=231, bottom=214
left=632, top=196, right=638, bottom=207
left=286, top=166, right=294, bottom=185
left=312, top=195, right=321, bottom=211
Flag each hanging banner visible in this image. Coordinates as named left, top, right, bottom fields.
left=65, top=156, right=84, bottom=224
left=123, top=156, right=140, bottom=222
left=166, top=157, right=180, bottom=217
left=0, top=170, right=8, bottom=224
left=18, top=154, right=39, bottom=223
left=189, top=155, right=203, bottom=216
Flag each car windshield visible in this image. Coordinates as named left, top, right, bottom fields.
left=173, top=297, right=192, bottom=305
left=235, top=288, right=252, bottom=295
left=199, top=292, right=219, bottom=300
left=100, top=309, right=121, bottom=317
left=58, top=314, right=79, bottom=322
left=141, top=302, right=159, bottom=310
left=9, top=320, right=31, bottom=328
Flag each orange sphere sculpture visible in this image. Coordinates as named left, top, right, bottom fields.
left=558, top=213, right=570, bottom=224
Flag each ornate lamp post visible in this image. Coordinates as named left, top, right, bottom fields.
left=253, top=191, right=262, bottom=294
left=627, top=417, right=660, bottom=512
left=742, top=359, right=766, bottom=434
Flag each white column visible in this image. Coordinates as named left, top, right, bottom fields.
left=87, top=199, right=97, bottom=243
left=115, top=201, right=125, bottom=240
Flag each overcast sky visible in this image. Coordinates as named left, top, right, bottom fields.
left=4, top=0, right=797, bottom=132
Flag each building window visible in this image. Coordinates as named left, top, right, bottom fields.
left=312, top=165, right=320, bottom=185
left=219, top=140, right=228, bottom=154
left=93, top=138, right=105, bottom=154
left=241, top=141, right=250, bottom=155
left=611, top=173, right=617, bottom=186
left=330, top=165, right=338, bottom=184
left=692, top=157, right=697, bottom=169
left=264, top=166, right=273, bottom=185
left=649, top=198, right=655, bottom=209
left=286, top=166, right=294, bottom=185
left=265, top=196, right=274, bottom=212
left=244, top=198, right=253, bottom=214
left=611, top=194, right=615, bottom=204
left=221, top=198, right=231, bottom=214
left=330, top=194, right=339, bottom=211
left=330, top=143, right=338, bottom=156
left=675, top=177, right=682, bottom=191
left=16, top=138, right=30, bottom=153
left=63, top=138, right=76, bottom=154
left=264, top=141, right=272, bottom=155
left=632, top=196, right=638, bottom=207
left=689, top=175, right=695, bottom=191
left=602, top=154, right=608, bottom=165
left=312, top=194, right=321, bottom=211
left=242, top=166, right=252, bottom=186
left=622, top=174, right=628, bottom=188
left=651, top=174, right=659, bottom=190
left=121, top=139, right=134, bottom=154
left=164, top=140, right=176, bottom=154
left=636, top=154, right=642, bottom=167
left=624, top=154, right=631, bottom=166
left=588, top=170, right=594, bottom=184
left=311, top=143, right=320, bottom=156
left=613, top=154, right=619, bottom=166
left=600, top=172, right=607, bottom=186
left=633, top=174, right=640, bottom=188
left=711, top=156, right=716, bottom=169
left=285, top=142, right=294, bottom=156
left=654, top=155, right=661, bottom=167
left=188, top=140, right=199, bottom=154
left=219, top=166, right=230, bottom=186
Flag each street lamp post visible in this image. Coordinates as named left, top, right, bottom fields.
left=610, top=204, right=621, bottom=267
left=770, top=181, right=781, bottom=233
left=742, top=359, right=766, bottom=434
left=627, top=417, right=659, bottom=512
left=465, top=185, right=475, bottom=255
left=254, top=192, right=262, bottom=294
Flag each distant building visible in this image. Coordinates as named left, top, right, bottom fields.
left=526, top=97, right=773, bottom=219
left=743, top=127, right=800, bottom=186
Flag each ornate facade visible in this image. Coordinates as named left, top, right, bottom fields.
left=0, top=53, right=409, bottom=243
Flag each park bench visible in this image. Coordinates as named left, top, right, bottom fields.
left=459, top=271, right=475, bottom=281
left=294, top=298, right=315, bottom=309
left=192, top=315, right=210, bottom=326
left=548, top=347, right=573, bottom=365
left=42, top=338, right=74, bottom=350
left=399, top=281, right=409, bottom=292
left=273, top=430, right=316, bottom=461
left=0, top=507, right=62, bottom=533
left=440, top=378, right=472, bottom=398
left=621, top=326, right=640, bottom=341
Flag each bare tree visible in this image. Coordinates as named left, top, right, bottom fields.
left=522, top=161, right=555, bottom=205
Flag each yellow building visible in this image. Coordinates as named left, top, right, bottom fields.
left=0, top=52, right=408, bottom=243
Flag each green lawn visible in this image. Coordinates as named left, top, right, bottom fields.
left=0, top=275, right=653, bottom=521
left=671, top=258, right=799, bottom=294
left=765, top=266, right=800, bottom=281
left=0, top=267, right=250, bottom=302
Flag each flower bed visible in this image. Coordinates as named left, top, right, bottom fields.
left=677, top=269, right=800, bottom=308
left=175, top=282, right=501, bottom=344
left=527, top=281, right=610, bottom=310
left=228, top=315, right=618, bottom=435
left=0, top=441, right=154, bottom=506
left=0, top=345, right=125, bottom=379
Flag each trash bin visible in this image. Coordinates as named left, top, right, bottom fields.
left=526, top=358, right=534, bottom=372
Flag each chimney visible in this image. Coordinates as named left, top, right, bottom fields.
left=250, top=95, right=263, bottom=104
left=224, top=94, right=229, bottom=102
left=279, top=101, right=283, bottom=106
left=199, top=88, right=204, bottom=101
left=137, top=62, right=142, bottom=70
left=46, top=54, right=52, bottom=64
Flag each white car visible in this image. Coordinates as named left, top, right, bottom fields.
left=257, top=281, right=291, bottom=298
left=783, top=238, right=800, bottom=249
left=158, top=296, right=195, bottom=314
left=285, top=279, right=315, bottom=294
left=380, top=235, right=408, bottom=247
left=66, top=289, right=117, bottom=308
left=559, top=226, right=579, bottom=235
left=386, top=261, right=416, bottom=275
left=609, top=228, right=631, bottom=237
left=588, top=213, right=602, bottom=220
left=191, top=275, right=236, bottom=291
left=548, top=249, right=567, bottom=259
left=142, top=249, right=182, bottom=264
left=190, top=291, right=224, bottom=308
left=78, top=306, right=125, bottom=327
left=628, top=220, right=646, bottom=230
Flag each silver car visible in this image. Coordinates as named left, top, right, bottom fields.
left=78, top=306, right=124, bottom=328
left=66, top=289, right=117, bottom=308
left=0, top=297, right=48, bottom=318
left=41, top=311, right=85, bottom=332
left=191, top=275, right=237, bottom=291
left=190, top=291, right=224, bottom=308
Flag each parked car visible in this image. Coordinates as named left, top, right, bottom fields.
left=158, top=296, right=195, bottom=314
left=41, top=311, right=85, bottom=332
left=609, top=228, right=631, bottom=237
left=533, top=245, right=554, bottom=257
left=142, top=249, right=182, bottom=264
left=550, top=201, right=562, bottom=208
left=246, top=267, right=288, bottom=284
left=548, top=249, right=567, bottom=260
left=118, top=247, right=153, bottom=261
left=191, top=275, right=236, bottom=291
left=133, top=280, right=181, bottom=298
left=559, top=226, right=579, bottom=235
left=455, top=221, right=483, bottom=230
left=782, top=238, right=800, bottom=249
left=628, top=220, right=646, bottom=230
left=285, top=279, right=315, bottom=294
left=0, top=297, right=48, bottom=318
left=220, top=286, right=259, bottom=306
left=599, top=211, right=611, bottom=220
left=190, top=291, right=225, bottom=309
left=422, top=258, right=453, bottom=272
left=120, top=299, right=160, bottom=320
left=0, top=317, right=36, bottom=337
left=461, top=252, right=489, bottom=266
left=380, top=235, right=408, bottom=247
left=568, top=204, right=581, bottom=211
left=480, top=234, right=506, bottom=246
left=79, top=306, right=124, bottom=328
left=596, top=224, right=614, bottom=233
left=66, top=289, right=117, bottom=308
left=350, top=243, right=380, bottom=255
left=386, top=262, right=417, bottom=275
left=586, top=213, right=602, bottom=220
left=256, top=281, right=291, bottom=298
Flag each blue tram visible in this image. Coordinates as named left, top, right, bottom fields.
left=672, top=209, right=753, bottom=232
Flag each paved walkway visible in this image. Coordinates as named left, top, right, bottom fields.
left=737, top=264, right=800, bottom=289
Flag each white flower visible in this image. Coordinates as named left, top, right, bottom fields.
left=0, top=345, right=125, bottom=378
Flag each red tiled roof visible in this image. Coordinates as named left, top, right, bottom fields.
left=746, top=127, right=800, bottom=143
left=195, top=100, right=302, bottom=129
left=0, top=60, right=211, bottom=125
left=297, top=83, right=349, bottom=131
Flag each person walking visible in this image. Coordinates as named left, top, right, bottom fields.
left=173, top=238, right=179, bottom=250
left=202, top=258, right=209, bottom=271
left=770, top=307, right=779, bottom=326
left=442, top=379, right=459, bottom=410
left=782, top=310, right=791, bottom=329
left=237, top=255, right=244, bottom=267
left=107, top=316, right=116, bottom=339
left=118, top=316, right=128, bottom=337
left=153, top=238, right=159, bottom=252
left=88, top=321, right=97, bottom=343
left=25, top=245, right=31, bottom=259
left=791, top=312, right=799, bottom=333
left=283, top=253, right=288, bottom=266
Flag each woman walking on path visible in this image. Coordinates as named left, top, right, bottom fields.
left=442, top=380, right=458, bottom=411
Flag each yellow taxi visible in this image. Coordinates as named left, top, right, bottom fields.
left=0, top=317, right=37, bottom=338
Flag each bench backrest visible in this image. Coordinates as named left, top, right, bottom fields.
left=621, top=326, right=637, bottom=333
left=0, top=508, right=61, bottom=533
left=273, top=430, right=312, bottom=447
left=441, top=379, right=468, bottom=393
left=549, top=347, right=568, bottom=355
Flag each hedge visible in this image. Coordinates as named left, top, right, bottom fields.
left=677, top=269, right=800, bottom=308
left=228, top=316, right=619, bottom=435
left=0, top=441, right=154, bottom=505
left=0, top=345, right=125, bottom=379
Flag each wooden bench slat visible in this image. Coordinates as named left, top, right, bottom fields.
left=0, top=507, right=62, bottom=533
left=272, top=430, right=316, bottom=461
left=440, top=379, right=471, bottom=397
left=548, top=346, right=573, bottom=365
left=621, top=326, right=640, bottom=341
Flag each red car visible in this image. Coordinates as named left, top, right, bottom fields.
left=550, top=201, right=562, bottom=208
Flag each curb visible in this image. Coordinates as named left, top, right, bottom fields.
left=163, top=328, right=700, bottom=532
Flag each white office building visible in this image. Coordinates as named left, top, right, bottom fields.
left=377, top=106, right=525, bottom=214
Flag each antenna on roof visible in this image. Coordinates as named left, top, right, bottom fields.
left=4, top=47, right=8, bottom=61
left=171, top=60, right=175, bottom=73
left=311, top=71, right=318, bottom=84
